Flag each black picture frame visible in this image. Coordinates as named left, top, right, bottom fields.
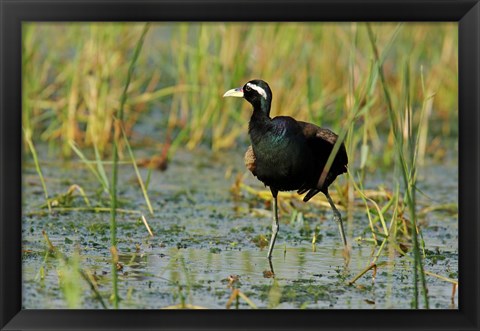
left=1, top=0, right=479, bottom=330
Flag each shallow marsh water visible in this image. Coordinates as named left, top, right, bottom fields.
left=22, top=146, right=458, bottom=309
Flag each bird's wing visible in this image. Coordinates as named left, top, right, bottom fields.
left=297, top=120, right=348, bottom=176
left=297, top=121, right=338, bottom=145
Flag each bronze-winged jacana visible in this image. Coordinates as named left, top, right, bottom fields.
left=223, top=79, right=348, bottom=260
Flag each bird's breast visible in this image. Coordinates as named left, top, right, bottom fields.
left=250, top=134, right=313, bottom=191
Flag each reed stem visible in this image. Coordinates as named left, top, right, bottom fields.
left=110, top=23, right=150, bottom=309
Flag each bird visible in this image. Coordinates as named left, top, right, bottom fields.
left=223, top=79, right=348, bottom=260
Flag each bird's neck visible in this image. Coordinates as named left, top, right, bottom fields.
left=250, top=98, right=271, bottom=122
left=248, top=100, right=273, bottom=145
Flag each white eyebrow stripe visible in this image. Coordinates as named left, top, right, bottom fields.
left=247, top=83, right=267, bottom=100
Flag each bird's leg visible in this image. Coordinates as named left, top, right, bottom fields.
left=267, top=188, right=279, bottom=260
left=325, top=190, right=347, bottom=247
left=268, top=258, right=275, bottom=276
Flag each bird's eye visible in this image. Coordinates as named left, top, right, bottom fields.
left=245, top=85, right=251, bottom=92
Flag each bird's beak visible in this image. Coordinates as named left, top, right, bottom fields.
left=223, top=87, right=244, bottom=98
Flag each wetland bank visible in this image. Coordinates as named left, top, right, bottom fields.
left=22, top=22, right=458, bottom=309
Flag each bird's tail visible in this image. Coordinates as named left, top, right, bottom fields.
left=303, top=188, right=321, bottom=202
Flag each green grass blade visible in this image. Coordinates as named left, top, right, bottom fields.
left=24, top=128, right=51, bottom=212
left=121, top=126, right=154, bottom=216
left=110, top=22, right=151, bottom=309
left=69, top=141, right=109, bottom=194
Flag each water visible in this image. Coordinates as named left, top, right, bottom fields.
left=22, top=146, right=458, bottom=309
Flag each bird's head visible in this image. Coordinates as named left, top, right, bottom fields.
left=223, top=79, right=272, bottom=109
